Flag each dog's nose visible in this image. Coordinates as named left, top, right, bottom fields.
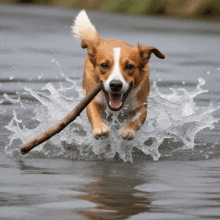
left=109, top=80, right=123, bottom=92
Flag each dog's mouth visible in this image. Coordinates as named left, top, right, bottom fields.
left=101, top=82, right=133, bottom=111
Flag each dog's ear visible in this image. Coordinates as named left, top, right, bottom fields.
left=137, top=43, right=165, bottom=66
left=81, top=40, right=98, bottom=66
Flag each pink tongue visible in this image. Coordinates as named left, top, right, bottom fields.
left=109, top=93, right=122, bottom=109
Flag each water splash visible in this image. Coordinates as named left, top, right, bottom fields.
left=5, top=77, right=218, bottom=162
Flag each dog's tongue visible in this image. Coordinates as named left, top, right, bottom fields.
left=109, top=93, right=123, bottom=109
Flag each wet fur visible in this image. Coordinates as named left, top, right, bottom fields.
left=72, top=10, right=165, bottom=140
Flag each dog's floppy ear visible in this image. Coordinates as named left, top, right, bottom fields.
left=137, top=43, right=165, bottom=66
left=81, top=40, right=98, bottom=66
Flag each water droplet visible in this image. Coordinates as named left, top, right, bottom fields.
left=182, top=81, right=185, bottom=85
left=198, top=77, right=205, bottom=85
left=51, top=59, right=55, bottom=62
left=205, top=154, right=209, bottom=159
left=38, top=75, right=42, bottom=79
left=9, top=76, right=14, bottom=80
left=207, top=71, right=210, bottom=74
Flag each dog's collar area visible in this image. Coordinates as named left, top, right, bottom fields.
left=100, top=81, right=133, bottom=111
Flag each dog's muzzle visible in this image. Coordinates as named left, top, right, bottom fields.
left=101, top=80, right=133, bottom=111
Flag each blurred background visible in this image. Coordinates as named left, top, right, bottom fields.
left=1, top=0, right=220, bottom=19
left=1, top=1, right=220, bottom=219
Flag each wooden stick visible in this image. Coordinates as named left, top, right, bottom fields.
left=20, top=83, right=102, bottom=155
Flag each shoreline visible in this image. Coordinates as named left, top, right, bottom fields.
left=1, top=0, right=220, bottom=20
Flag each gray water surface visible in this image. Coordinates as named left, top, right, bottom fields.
left=1, top=3, right=220, bottom=220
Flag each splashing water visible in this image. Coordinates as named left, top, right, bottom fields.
left=5, top=77, right=218, bottom=162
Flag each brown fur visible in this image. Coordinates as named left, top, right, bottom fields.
left=73, top=11, right=165, bottom=140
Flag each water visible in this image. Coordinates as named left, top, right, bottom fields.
left=1, top=3, right=220, bottom=219
left=5, top=76, right=218, bottom=162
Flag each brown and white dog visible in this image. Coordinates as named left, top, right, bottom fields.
left=72, top=10, right=165, bottom=140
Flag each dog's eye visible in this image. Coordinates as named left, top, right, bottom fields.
left=125, top=64, right=134, bottom=70
left=100, top=63, right=109, bottom=69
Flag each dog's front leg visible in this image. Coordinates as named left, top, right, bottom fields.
left=86, top=100, right=109, bottom=139
left=120, top=106, right=147, bottom=140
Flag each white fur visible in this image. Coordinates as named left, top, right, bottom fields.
left=71, top=10, right=97, bottom=41
left=124, top=84, right=141, bottom=111
left=95, top=91, right=107, bottom=106
left=104, top=48, right=129, bottom=93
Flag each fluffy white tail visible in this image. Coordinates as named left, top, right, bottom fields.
left=71, top=10, right=100, bottom=43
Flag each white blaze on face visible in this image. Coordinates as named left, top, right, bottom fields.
left=104, top=47, right=129, bottom=93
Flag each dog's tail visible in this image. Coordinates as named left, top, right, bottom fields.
left=71, top=10, right=100, bottom=45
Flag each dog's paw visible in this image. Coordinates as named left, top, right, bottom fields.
left=93, top=124, right=109, bottom=139
left=120, top=126, right=136, bottom=140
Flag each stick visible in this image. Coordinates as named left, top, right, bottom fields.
left=20, top=83, right=102, bottom=155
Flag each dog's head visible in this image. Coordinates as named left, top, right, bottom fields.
left=82, top=39, right=165, bottom=111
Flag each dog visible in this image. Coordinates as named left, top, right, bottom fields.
left=71, top=10, right=165, bottom=140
